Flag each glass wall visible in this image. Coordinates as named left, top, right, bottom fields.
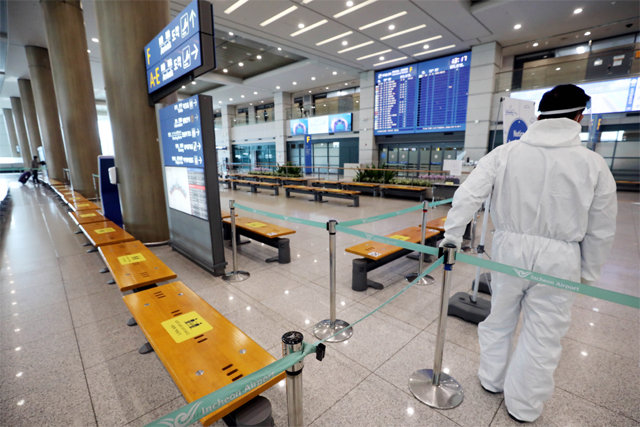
left=287, top=137, right=358, bottom=177
left=231, top=143, right=276, bottom=170
left=288, top=88, right=360, bottom=119
left=378, top=142, right=464, bottom=174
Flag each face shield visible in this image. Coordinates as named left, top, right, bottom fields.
left=538, top=98, right=591, bottom=116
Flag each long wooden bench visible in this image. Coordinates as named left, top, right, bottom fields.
left=222, top=216, right=295, bottom=263
left=346, top=226, right=441, bottom=291
left=316, top=188, right=360, bottom=207
left=310, top=180, right=342, bottom=189
left=68, top=199, right=101, bottom=212
left=342, top=182, right=380, bottom=197
left=69, top=209, right=107, bottom=226
left=283, top=185, right=317, bottom=201
left=280, top=177, right=309, bottom=186
left=231, top=179, right=279, bottom=196
left=79, top=220, right=135, bottom=248
left=123, top=281, right=285, bottom=425
left=98, top=240, right=177, bottom=292
left=380, top=184, right=429, bottom=201
left=426, top=216, right=447, bottom=232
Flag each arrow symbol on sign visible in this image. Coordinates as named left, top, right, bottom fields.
left=192, top=44, right=199, bottom=60
left=190, top=10, right=196, bottom=27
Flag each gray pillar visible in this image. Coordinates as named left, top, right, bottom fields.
left=358, top=70, right=376, bottom=165
left=464, top=42, right=502, bottom=161
left=274, top=91, right=291, bottom=164
left=3, top=109, right=20, bottom=157
left=10, top=97, right=31, bottom=166
left=41, top=0, right=102, bottom=195
left=221, top=104, right=234, bottom=164
left=17, top=79, right=44, bottom=160
left=94, top=0, right=170, bottom=242
left=25, top=46, right=69, bottom=181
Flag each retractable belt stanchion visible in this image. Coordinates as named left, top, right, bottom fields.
left=405, top=200, right=435, bottom=285
left=282, top=331, right=304, bottom=427
left=313, top=219, right=353, bottom=342
left=409, top=243, right=464, bottom=409
left=223, top=200, right=250, bottom=282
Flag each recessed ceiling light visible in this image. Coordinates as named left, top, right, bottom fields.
left=256, top=55, right=262, bottom=60
left=356, top=49, right=391, bottom=60
left=229, top=97, right=233, bottom=101
left=334, top=0, right=377, bottom=18
left=316, top=31, right=353, bottom=46
left=346, top=0, right=354, bottom=6
left=223, top=68, right=228, bottom=73
left=228, top=31, right=234, bottom=36
left=218, top=100, right=222, bottom=104
left=338, top=40, right=374, bottom=53
left=241, top=94, right=245, bottom=98
left=310, top=76, right=316, bottom=81
left=261, top=100, right=264, bottom=103
left=380, top=24, right=426, bottom=40
left=397, top=35, right=442, bottom=49
left=584, top=31, right=591, bottom=36
left=291, top=19, right=328, bottom=37
left=253, top=91, right=258, bottom=95
left=298, top=23, right=305, bottom=29
left=359, top=11, right=407, bottom=30
left=413, top=44, right=456, bottom=57
left=332, top=71, right=338, bottom=75
left=573, top=7, right=583, bottom=14
left=379, top=56, right=385, bottom=61
left=181, top=85, right=186, bottom=89
left=388, top=24, right=395, bottom=31
left=224, top=0, right=249, bottom=14
left=555, top=67, right=561, bottom=71
left=513, top=23, right=522, bottom=30
left=533, top=42, right=539, bottom=47
left=249, top=103, right=253, bottom=106
left=373, top=56, right=407, bottom=66
left=292, top=81, right=297, bottom=85
left=576, top=46, right=586, bottom=54
left=341, top=40, right=348, bottom=46
left=91, top=37, right=99, bottom=43
left=87, top=49, right=91, bottom=53
left=238, top=62, right=244, bottom=67
left=326, top=86, right=329, bottom=89
left=276, top=85, right=281, bottom=89
left=277, top=47, right=282, bottom=51
left=422, top=44, right=429, bottom=50
left=308, top=90, right=312, bottom=93
left=260, top=6, right=298, bottom=27
left=191, top=81, right=196, bottom=85
left=344, top=82, right=348, bottom=86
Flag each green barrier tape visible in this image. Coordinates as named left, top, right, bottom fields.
left=336, top=224, right=439, bottom=256
left=147, top=342, right=317, bottom=427
left=314, top=256, right=444, bottom=344
left=456, top=253, right=640, bottom=309
left=340, top=203, right=423, bottom=227
left=234, top=203, right=326, bottom=229
left=428, top=198, right=453, bottom=208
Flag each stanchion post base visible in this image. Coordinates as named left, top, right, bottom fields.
left=405, top=272, right=435, bottom=285
left=408, top=369, right=464, bottom=409
left=223, top=271, right=250, bottom=282
left=313, top=319, right=353, bottom=342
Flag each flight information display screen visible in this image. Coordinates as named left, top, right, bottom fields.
left=374, top=52, right=471, bottom=135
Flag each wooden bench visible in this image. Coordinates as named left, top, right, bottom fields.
left=310, top=180, right=342, bottom=189
left=254, top=175, right=280, bottom=184
left=69, top=209, right=107, bottom=226
left=280, top=177, right=309, bottom=186
left=219, top=178, right=232, bottom=189
left=222, top=216, right=295, bottom=263
left=97, top=240, right=177, bottom=292
left=79, top=220, right=135, bottom=248
left=316, top=188, right=360, bottom=207
left=231, top=180, right=280, bottom=196
left=380, top=184, right=429, bottom=201
left=122, top=281, right=285, bottom=425
left=69, top=199, right=101, bottom=212
left=426, top=216, right=447, bottom=232
left=346, top=226, right=441, bottom=291
left=342, top=182, right=380, bottom=197
left=283, top=185, right=317, bottom=201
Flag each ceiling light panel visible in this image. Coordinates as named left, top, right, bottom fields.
left=358, top=11, right=407, bottom=30
left=316, top=31, right=353, bottom=46
left=333, top=0, right=378, bottom=18
left=337, top=40, right=373, bottom=54
left=224, top=0, right=249, bottom=14
left=413, top=44, right=456, bottom=57
left=380, top=24, right=426, bottom=40
left=373, top=56, right=407, bottom=67
left=260, top=5, right=298, bottom=27
left=397, top=35, right=442, bottom=49
left=290, top=19, right=328, bottom=37
left=356, top=49, right=391, bottom=61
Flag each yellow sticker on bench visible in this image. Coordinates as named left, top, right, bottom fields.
left=76, top=203, right=90, bottom=207
left=117, top=253, right=146, bottom=265
left=246, top=221, right=266, bottom=228
left=80, top=213, right=97, bottom=218
left=94, top=227, right=116, bottom=234
left=390, top=235, right=410, bottom=241
left=161, top=311, right=213, bottom=344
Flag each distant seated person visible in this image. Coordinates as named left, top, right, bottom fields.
left=31, top=155, right=43, bottom=185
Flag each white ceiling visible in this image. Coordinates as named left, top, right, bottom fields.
left=2, top=0, right=638, bottom=109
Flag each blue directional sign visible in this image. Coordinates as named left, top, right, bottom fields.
left=146, top=34, right=202, bottom=93
left=159, top=95, right=204, bottom=168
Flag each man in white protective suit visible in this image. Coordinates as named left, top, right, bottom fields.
left=442, top=84, right=617, bottom=422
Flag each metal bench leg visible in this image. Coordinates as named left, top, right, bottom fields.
left=107, top=279, right=116, bottom=285
left=127, top=317, right=137, bottom=326
left=87, top=247, right=98, bottom=253
left=138, top=342, right=154, bottom=354
left=277, top=238, right=291, bottom=264
left=317, top=194, right=327, bottom=203
left=352, top=196, right=359, bottom=207
left=352, top=258, right=383, bottom=291
left=274, top=187, right=279, bottom=196
left=99, top=267, right=109, bottom=273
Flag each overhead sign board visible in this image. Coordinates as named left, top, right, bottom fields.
left=145, top=0, right=215, bottom=101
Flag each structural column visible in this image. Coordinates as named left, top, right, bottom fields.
left=25, top=46, right=68, bottom=181
left=3, top=109, right=20, bottom=157
left=464, top=42, right=502, bottom=161
left=358, top=70, right=376, bottom=165
left=94, top=0, right=170, bottom=242
left=41, top=0, right=102, bottom=195
left=17, top=79, right=44, bottom=160
left=220, top=105, right=235, bottom=166
left=273, top=91, right=291, bottom=164
left=9, top=97, right=31, bottom=166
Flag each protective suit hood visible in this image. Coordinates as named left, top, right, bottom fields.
left=518, top=118, right=582, bottom=148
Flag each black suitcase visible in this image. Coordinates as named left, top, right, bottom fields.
left=18, top=171, right=31, bottom=184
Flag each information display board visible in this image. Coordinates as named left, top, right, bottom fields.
left=145, top=0, right=215, bottom=101
left=374, top=52, right=471, bottom=135
left=290, top=113, right=353, bottom=136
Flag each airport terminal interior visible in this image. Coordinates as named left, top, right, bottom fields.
left=0, top=0, right=639, bottom=426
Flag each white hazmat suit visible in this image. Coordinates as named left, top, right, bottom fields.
left=444, top=118, right=617, bottom=421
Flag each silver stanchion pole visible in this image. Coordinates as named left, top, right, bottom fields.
left=463, top=209, right=479, bottom=254
left=223, top=200, right=250, bottom=282
left=282, top=331, right=304, bottom=427
left=405, top=200, right=435, bottom=285
left=313, top=219, right=352, bottom=342
left=409, top=244, right=464, bottom=409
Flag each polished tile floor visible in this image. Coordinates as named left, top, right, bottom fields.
left=1, top=175, right=638, bottom=426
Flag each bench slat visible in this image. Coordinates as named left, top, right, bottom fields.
left=98, top=240, right=177, bottom=291
left=426, top=216, right=446, bottom=232
left=123, top=281, right=285, bottom=425
left=223, top=216, right=295, bottom=238
left=80, top=220, right=136, bottom=247
left=346, top=226, right=440, bottom=260
left=69, top=210, right=107, bottom=225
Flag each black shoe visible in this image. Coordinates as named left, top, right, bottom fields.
left=481, top=384, right=502, bottom=395
left=508, top=412, right=527, bottom=423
